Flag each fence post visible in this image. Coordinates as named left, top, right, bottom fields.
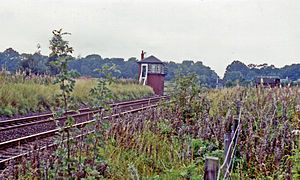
left=232, top=117, right=239, bottom=140
left=204, top=156, right=219, bottom=180
left=223, top=133, right=232, bottom=178
left=232, top=117, right=239, bottom=133
left=236, top=100, right=240, bottom=116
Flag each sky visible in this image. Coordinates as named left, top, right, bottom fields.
left=0, top=0, right=299, bottom=77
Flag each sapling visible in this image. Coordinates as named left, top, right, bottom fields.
left=74, top=63, right=119, bottom=178
left=48, top=28, right=80, bottom=178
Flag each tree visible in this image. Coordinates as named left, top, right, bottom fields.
left=46, top=54, right=60, bottom=75
left=224, top=71, right=244, bottom=83
left=225, top=80, right=234, bottom=87
left=224, top=61, right=249, bottom=80
left=18, top=53, right=46, bottom=75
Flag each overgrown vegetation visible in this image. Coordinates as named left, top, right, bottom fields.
left=0, top=69, right=57, bottom=116
left=2, top=67, right=299, bottom=179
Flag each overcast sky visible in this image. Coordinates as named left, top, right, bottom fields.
left=0, top=0, right=299, bottom=77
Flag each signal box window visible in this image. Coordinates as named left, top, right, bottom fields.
left=142, top=66, right=147, bottom=77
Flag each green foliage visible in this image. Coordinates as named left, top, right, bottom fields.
left=0, top=48, right=21, bottom=72
left=48, top=29, right=80, bottom=178
left=224, top=71, right=244, bottom=83
left=290, top=110, right=300, bottom=179
left=49, top=29, right=79, bottom=111
left=89, top=64, right=120, bottom=109
left=80, top=64, right=119, bottom=178
left=1, top=48, right=221, bottom=87
left=168, top=69, right=205, bottom=123
left=225, top=79, right=234, bottom=87
left=165, top=61, right=219, bottom=88
left=18, top=51, right=47, bottom=75
left=0, top=81, right=58, bottom=116
left=2, top=108, right=13, bottom=117
left=290, top=133, right=300, bottom=179
left=50, top=42, right=119, bottom=178
left=224, top=60, right=300, bottom=86
left=4, top=47, right=300, bottom=87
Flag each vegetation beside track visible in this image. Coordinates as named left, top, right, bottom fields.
left=2, top=84, right=299, bottom=179
left=73, top=79, right=154, bottom=104
left=0, top=74, right=154, bottom=117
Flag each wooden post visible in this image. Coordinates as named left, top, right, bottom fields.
left=232, top=117, right=239, bottom=140
left=236, top=100, right=240, bottom=116
left=232, top=117, right=239, bottom=133
left=204, top=156, right=219, bottom=180
left=223, top=133, right=232, bottom=178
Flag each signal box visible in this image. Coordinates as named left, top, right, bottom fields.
left=138, top=51, right=167, bottom=95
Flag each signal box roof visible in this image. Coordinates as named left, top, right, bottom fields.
left=138, top=55, right=163, bottom=64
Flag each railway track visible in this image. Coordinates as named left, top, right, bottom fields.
left=0, top=96, right=165, bottom=133
left=0, top=96, right=166, bottom=170
left=0, top=96, right=165, bottom=143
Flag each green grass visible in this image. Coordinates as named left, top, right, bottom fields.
left=108, top=82, right=154, bottom=100
left=0, top=83, right=59, bottom=116
left=103, top=130, right=203, bottom=179
left=0, top=78, right=154, bottom=117
left=73, top=79, right=154, bottom=103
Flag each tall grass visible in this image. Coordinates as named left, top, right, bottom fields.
left=73, top=79, right=154, bottom=103
left=0, top=69, right=55, bottom=85
left=72, top=79, right=97, bottom=104
left=0, top=72, right=154, bottom=117
left=108, top=82, right=154, bottom=100
left=0, top=83, right=59, bottom=116
left=101, top=107, right=210, bottom=179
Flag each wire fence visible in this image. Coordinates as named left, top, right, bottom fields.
left=217, top=106, right=242, bottom=179
left=204, top=100, right=243, bottom=180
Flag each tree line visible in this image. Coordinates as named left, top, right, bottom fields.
left=0, top=48, right=219, bottom=87
left=223, top=60, right=300, bottom=87
left=1, top=48, right=299, bottom=87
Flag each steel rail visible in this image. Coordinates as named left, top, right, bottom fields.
left=0, top=100, right=157, bottom=132
left=0, top=96, right=166, bottom=132
left=0, top=102, right=160, bottom=169
left=0, top=131, right=90, bottom=170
